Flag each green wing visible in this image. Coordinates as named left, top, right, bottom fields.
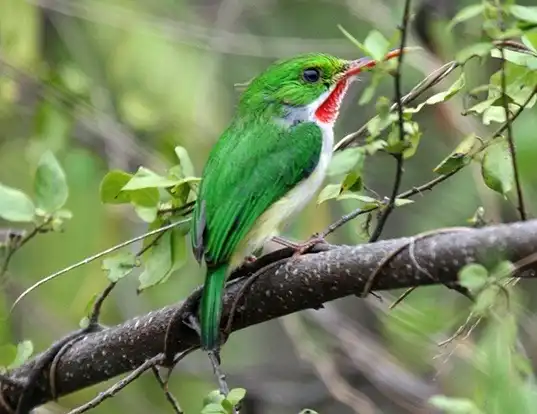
left=191, top=120, right=323, bottom=266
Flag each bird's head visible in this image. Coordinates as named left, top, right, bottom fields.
left=237, top=51, right=401, bottom=125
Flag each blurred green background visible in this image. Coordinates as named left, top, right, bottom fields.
left=1, top=0, right=537, bottom=413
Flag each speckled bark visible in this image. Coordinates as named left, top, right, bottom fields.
left=2, top=220, right=537, bottom=413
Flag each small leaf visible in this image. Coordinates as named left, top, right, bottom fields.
left=0, top=183, right=35, bottom=222
left=174, top=146, right=195, bottom=178
left=455, top=43, right=494, bottom=63
left=394, top=198, right=414, bottom=206
left=226, top=388, right=246, bottom=406
left=203, top=390, right=225, bottom=406
left=201, top=403, right=227, bottom=414
left=102, top=252, right=137, bottom=283
left=138, top=230, right=173, bottom=292
left=473, top=284, right=501, bottom=315
left=405, top=74, right=466, bottom=114
left=458, top=263, right=489, bottom=292
left=490, top=48, right=537, bottom=70
left=8, top=340, right=33, bottom=369
left=433, top=133, right=477, bottom=174
left=491, top=260, right=515, bottom=282
left=133, top=205, right=158, bottom=223
left=170, top=227, right=188, bottom=272
left=317, top=184, right=342, bottom=204
left=429, top=395, right=483, bottom=414
left=448, top=4, right=485, bottom=30
left=34, top=151, right=68, bottom=213
left=481, top=141, right=514, bottom=195
left=327, top=148, right=365, bottom=176
left=121, top=167, right=180, bottom=191
left=510, top=5, right=537, bottom=24
left=99, top=170, right=133, bottom=204
left=336, top=193, right=380, bottom=209
left=364, top=30, right=390, bottom=61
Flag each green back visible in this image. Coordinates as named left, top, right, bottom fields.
left=191, top=118, right=323, bottom=266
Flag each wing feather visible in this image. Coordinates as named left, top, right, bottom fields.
left=191, top=120, right=322, bottom=266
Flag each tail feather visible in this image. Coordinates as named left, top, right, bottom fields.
left=200, top=265, right=228, bottom=350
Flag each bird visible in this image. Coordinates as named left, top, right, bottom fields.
left=191, top=51, right=403, bottom=352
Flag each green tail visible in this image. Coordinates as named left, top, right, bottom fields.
left=200, top=265, right=228, bottom=351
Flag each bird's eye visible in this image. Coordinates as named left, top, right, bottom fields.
left=302, top=68, right=321, bottom=83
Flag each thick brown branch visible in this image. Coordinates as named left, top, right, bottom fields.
left=2, top=220, right=537, bottom=413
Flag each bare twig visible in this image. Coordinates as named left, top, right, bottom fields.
left=498, top=38, right=526, bottom=220
left=10, top=218, right=190, bottom=311
left=151, top=367, right=183, bottom=414
left=67, top=355, right=164, bottom=414
left=368, top=0, right=413, bottom=243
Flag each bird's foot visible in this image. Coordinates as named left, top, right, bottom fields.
left=244, top=254, right=257, bottom=264
left=291, top=234, right=327, bottom=258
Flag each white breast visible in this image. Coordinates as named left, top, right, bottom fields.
left=229, top=88, right=338, bottom=269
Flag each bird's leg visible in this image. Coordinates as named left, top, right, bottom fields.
left=272, top=234, right=328, bottom=257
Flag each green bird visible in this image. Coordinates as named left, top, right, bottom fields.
left=191, top=51, right=401, bottom=352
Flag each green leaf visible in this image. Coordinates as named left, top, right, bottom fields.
left=510, top=5, right=537, bottom=24
left=364, top=30, right=390, bottom=61
left=226, top=388, right=246, bottom=406
left=0, top=183, right=35, bottom=222
left=473, top=284, right=501, bottom=315
left=201, top=403, right=227, bottom=414
left=490, top=48, right=537, bottom=69
left=405, top=74, right=466, bottom=114
left=482, top=106, right=507, bottom=125
left=481, top=141, right=514, bottom=195
left=341, top=171, right=363, bottom=192
left=170, top=226, right=188, bottom=272
left=458, top=263, right=489, bottom=292
left=34, top=151, right=68, bottom=213
left=102, top=252, right=137, bottom=283
left=524, top=31, right=537, bottom=52
left=336, top=193, right=380, bottom=209
left=133, top=205, right=158, bottom=223
left=433, top=133, right=477, bottom=174
left=0, top=344, right=17, bottom=368
left=491, top=260, right=515, bottom=282
left=121, top=167, right=180, bottom=191
left=317, top=184, right=342, bottom=204
left=138, top=229, right=173, bottom=292
left=429, top=395, right=483, bottom=414
left=456, top=43, right=494, bottom=63
left=100, top=170, right=133, bottom=204
left=448, top=4, right=485, bottom=30
left=203, top=390, right=225, bottom=407
left=327, top=148, right=365, bottom=176
left=8, top=340, right=33, bottom=369
left=174, top=146, right=195, bottom=178
left=394, top=198, right=414, bottom=206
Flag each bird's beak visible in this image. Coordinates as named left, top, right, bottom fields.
left=342, top=46, right=419, bottom=79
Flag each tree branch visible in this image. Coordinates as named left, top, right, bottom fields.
left=2, top=220, right=537, bottom=413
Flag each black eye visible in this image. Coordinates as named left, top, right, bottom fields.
left=302, top=68, right=321, bottom=83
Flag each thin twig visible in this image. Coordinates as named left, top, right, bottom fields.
left=499, top=42, right=526, bottom=220
left=368, top=0, right=413, bottom=243
left=320, top=167, right=460, bottom=238
left=10, top=218, right=190, bottom=312
left=151, top=367, right=183, bottom=414
left=66, top=355, right=164, bottom=414
left=0, top=220, right=51, bottom=283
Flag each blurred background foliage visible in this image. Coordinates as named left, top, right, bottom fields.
left=1, top=0, right=537, bottom=413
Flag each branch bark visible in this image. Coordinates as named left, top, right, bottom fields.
left=3, top=220, right=537, bottom=413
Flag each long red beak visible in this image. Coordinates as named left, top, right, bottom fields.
left=343, top=47, right=416, bottom=78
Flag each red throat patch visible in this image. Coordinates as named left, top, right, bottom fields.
left=314, top=79, right=350, bottom=124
